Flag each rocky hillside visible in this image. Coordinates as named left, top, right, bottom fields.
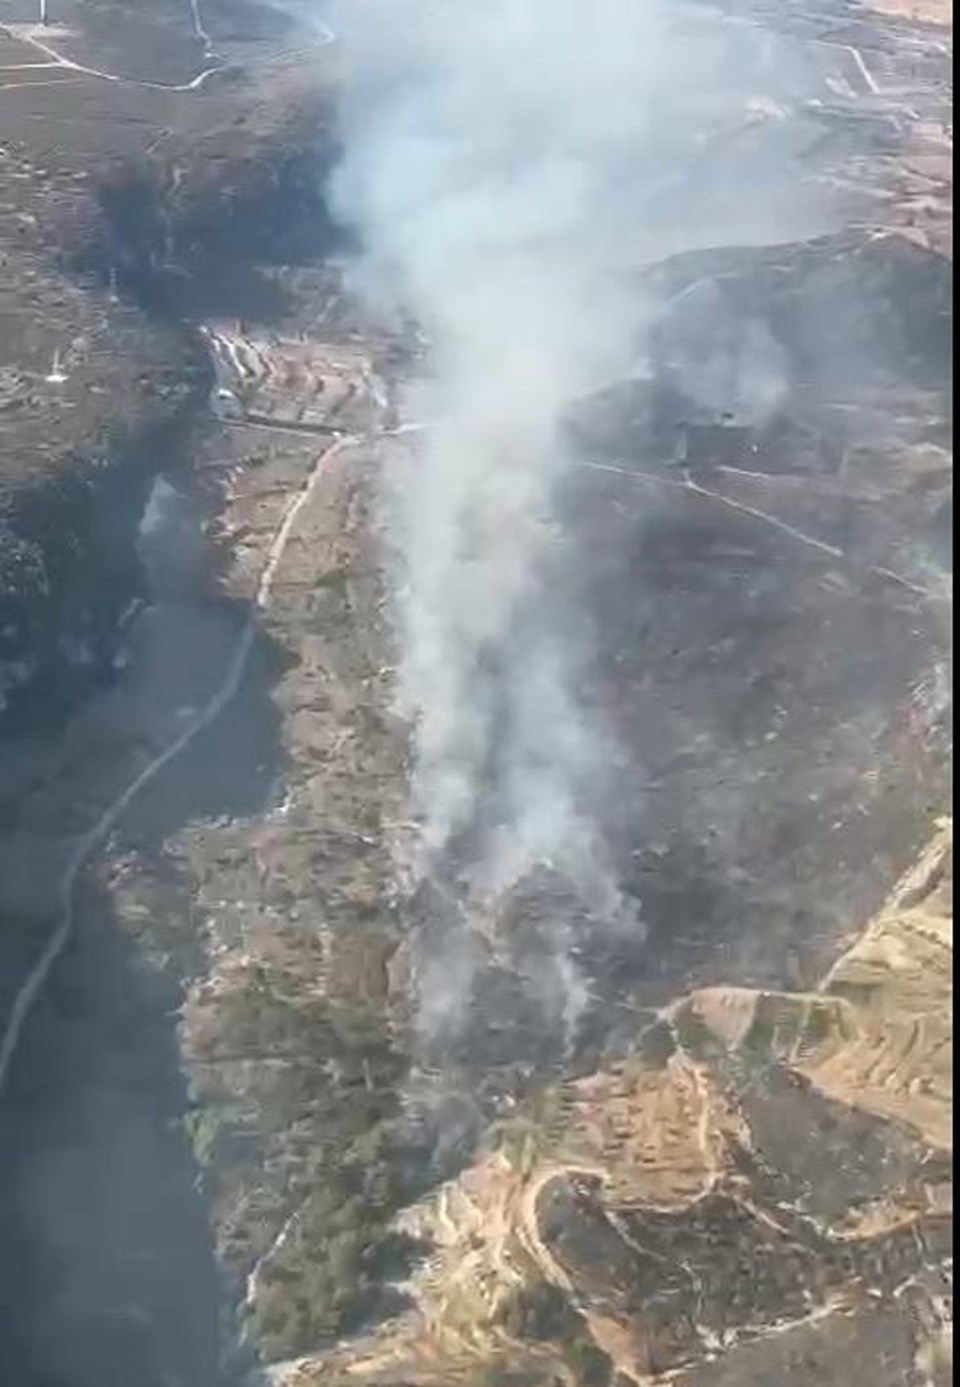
left=0, top=1, right=951, bottom=1386
left=284, top=824, right=952, bottom=1387
left=0, top=0, right=338, bottom=730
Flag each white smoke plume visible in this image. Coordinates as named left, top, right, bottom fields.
left=329, top=0, right=831, bottom=1040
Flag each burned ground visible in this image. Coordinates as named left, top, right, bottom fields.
left=0, top=0, right=952, bottom=1385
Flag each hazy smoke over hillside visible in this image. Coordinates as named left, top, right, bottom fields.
left=330, top=0, right=829, bottom=1038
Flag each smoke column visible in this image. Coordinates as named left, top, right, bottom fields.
left=330, top=0, right=829, bottom=1038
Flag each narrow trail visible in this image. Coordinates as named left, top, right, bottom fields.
left=517, top=1162, right=611, bottom=1297
left=245, top=1193, right=312, bottom=1312
left=0, top=5, right=335, bottom=95
left=0, top=21, right=224, bottom=92
left=0, top=432, right=358, bottom=1097
left=576, top=456, right=945, bottom=602
left=380, top=426, right=944, bottom=603
left=187, top=0, right=216, bottom=61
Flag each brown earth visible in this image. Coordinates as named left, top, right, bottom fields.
left=0, top=1, right=952, bottom=1385
left=267, top=824, right=951, bottom=1387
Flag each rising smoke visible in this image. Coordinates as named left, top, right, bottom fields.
left=330, top=0, right=832, bottom=1044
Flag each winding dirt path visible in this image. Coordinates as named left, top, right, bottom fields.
left=0, top=1, right=335, bottom=95
left=576, top=456, right=946, bottom=603
left=0, top=431, right=358, bottom=1095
